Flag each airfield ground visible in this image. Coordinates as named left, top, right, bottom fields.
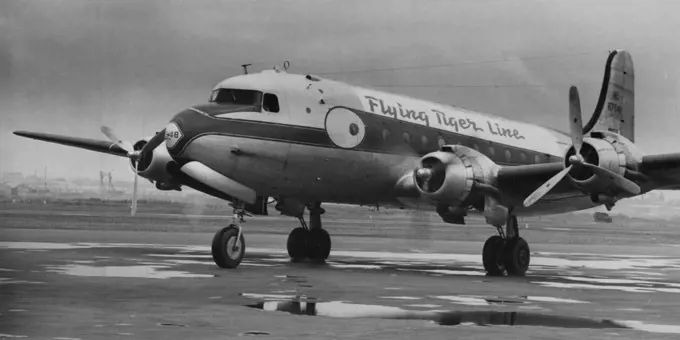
left=1, top=201, right=680, bottom=339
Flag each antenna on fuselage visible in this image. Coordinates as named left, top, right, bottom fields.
left=241, top=63, right=252, bottom=74
left=273, top=61, right=291, bottom=73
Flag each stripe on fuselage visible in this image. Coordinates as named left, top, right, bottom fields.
left=170, top=105, right=562, bottom=166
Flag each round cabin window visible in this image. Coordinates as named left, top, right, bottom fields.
left=382, top=129, right=390, bottom=140
left=402, top=132, right=410, bottom=144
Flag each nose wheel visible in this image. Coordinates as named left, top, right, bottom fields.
left=482, top=215, right=530, bottom=276
left=212, top=224, right=246, bottom=268
left=211, top=201, right=248, bottom=268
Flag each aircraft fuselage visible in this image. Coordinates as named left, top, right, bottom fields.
left=166, top=70, right=598, bottom=216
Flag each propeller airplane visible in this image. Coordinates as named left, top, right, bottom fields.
left=14, top=49, right=680, bottom=276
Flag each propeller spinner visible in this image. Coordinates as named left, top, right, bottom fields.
left=522, top=86, right=640, bottom=208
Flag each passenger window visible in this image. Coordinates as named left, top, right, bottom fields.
left=263, top=93, right=280, bottom=113
left=504, top=149, right=512, bottom=162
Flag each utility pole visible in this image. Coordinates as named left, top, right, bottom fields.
left=241, top=63, right=252, bottom=75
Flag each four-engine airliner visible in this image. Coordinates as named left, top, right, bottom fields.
left=15, top=49, right=680, bottom=276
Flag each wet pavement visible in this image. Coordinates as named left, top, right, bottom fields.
left=1, top=228, right=680, bottom=339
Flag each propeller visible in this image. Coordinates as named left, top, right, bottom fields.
left=100, top=126, right=166, bottom=216
left=414, top=158, right=447, bottom=194
left=101, top=126, right=135, bottom=155
left=523, top=86, right=640, bottom=208
left=414, top=168, right=434, bottom=192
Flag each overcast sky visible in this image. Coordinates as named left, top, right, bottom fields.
left=2, top=0, right=680, bottom=181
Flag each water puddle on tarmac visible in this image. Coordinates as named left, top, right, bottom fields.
left=0, top=278, right=45, bottom=285
left=431, top=295, right=588, bottom=306
left=44, top=264, right=215, bottom=279
left=243, top=297, right=680, bottom=334
left=532, top=281, right=680, bottom=294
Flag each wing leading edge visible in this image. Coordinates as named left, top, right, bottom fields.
left=497, top=152, right=680, bottom=203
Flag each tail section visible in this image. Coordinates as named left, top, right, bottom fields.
left=583, top=49, right=635, bottom=142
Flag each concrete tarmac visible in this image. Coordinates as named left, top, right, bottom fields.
left=1, top=225, right=680, bottom=339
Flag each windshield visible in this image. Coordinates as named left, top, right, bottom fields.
left=210, top=88, right=263, bottom=106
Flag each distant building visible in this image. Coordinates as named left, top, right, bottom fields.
left=593, top=212, right=613, bottom=223
left=0, top=182, right=12, bottom=197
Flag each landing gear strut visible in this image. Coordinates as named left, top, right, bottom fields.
left=211, top=200, right=248, bottom=268
left=482, top=215, right=530, bottom=276
left=286, top=202, right=332, bottom=262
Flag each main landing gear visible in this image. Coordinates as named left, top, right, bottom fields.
left=211, top=201, right=248, bottom=268
left=286, top=202, right=332, bottom=263
left=482, top=215, right=530, bottom=276
left=210, top=200, right=332, bottom=269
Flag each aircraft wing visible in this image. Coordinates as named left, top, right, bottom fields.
left=13, top=131, right=129, bottom=158
left=638, top=152, right=680, bottom=189
left=497, top=152, right=680, bottom=199
left=496, top=162, right=569, bottom=199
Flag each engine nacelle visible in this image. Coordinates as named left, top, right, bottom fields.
left=413, top=145, right=501, bottom=209
left=565, top=131, right=644, bottom=194
left=130, top=137, right=178, bottom=190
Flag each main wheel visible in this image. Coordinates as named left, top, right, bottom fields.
left=504, top=237, right=530, bottom=276
left=482, top=235, right=506, bottom=276
left=211, top=225, right=245, bottom=268
left=287, top=227, right=309, bottom=261
left=307, top=228, right=331, bottom=261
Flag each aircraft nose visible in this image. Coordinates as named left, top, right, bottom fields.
left=165, top=107, right=205, bottom=158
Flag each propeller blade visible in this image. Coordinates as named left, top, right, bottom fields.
left=140, top=128, right=166, bottom=156
left=523, top=165, right=572, bottom=207
left=101, top=126, right=134, bottom=154
left=131, top=161, right=139, bottom=216
left=579, top=162, right=641, bottom=195
left=568, top=86, right=584, bottom=153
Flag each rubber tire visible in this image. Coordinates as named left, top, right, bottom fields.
left=211, top=225, right=245, bottom=269
left=504, top=237, right=530, bottom=276
left=482, top=235, right=506, bottom=276
left=287, top=227, right=309, bottom=261
left=307, top=228, right=331, bottom=261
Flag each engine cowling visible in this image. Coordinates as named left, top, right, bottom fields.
left=564, top=131, right=643, bottom=194
left=413, top=145, right=501, bottom=209
left=130, top=137, right=178, bottom=190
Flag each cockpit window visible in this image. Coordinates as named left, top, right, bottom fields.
left=210, top=88, right=263, bottom=106
left=263, top=93, right=280, bottom=113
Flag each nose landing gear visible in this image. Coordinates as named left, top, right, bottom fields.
left=211, top=201, right=249, bottom=268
